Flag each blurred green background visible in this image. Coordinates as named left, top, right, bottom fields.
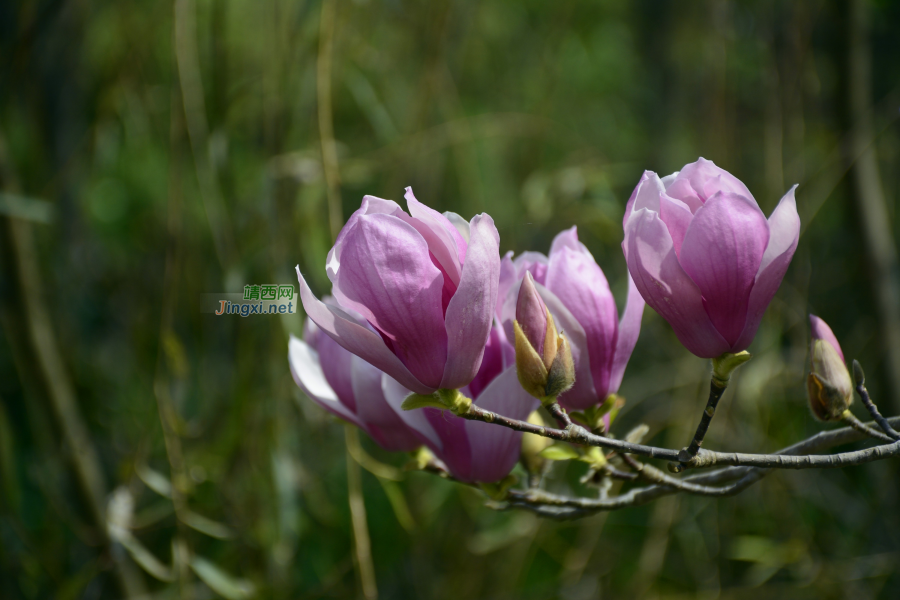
left=1, top=0, right=900, bottom=598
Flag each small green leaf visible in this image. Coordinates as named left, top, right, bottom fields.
left=568, top=411, right=589, bottom=427
left=401, top=393, right=445, bottom=411
left=539, top=444, right=580, bottom=461
left=578, top=446, right=607, bottom=467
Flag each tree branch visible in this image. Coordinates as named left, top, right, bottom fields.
left=461, top=403, right=900, bottom=471
left=497, top=416, right=900, bottom=519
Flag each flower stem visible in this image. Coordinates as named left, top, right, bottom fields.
left=674, top=352, right=752, bottom=469
left=840, top=410, right=895, bottom=443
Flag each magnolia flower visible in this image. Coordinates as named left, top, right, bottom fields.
left=297, top=188, right=500, bottom=395
left=289, top=313, right=422, bottom=452
left=383, top=323, right=539, bottom=482
left=623, top=158, right=800, bottom=358
left=807, top=314, right=853, bottom=421
left=498, top=227, right=645, bottom=411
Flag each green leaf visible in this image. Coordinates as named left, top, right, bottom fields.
left=401, top=393, right=445, bottom=411
left=539, top=444, right=580, bottom=461
left=190, top=555, right=256, bottom=600
left=578, top=447, right=607, bottom=467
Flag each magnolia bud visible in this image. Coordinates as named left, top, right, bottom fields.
left=516, top=272, right=548, bottom=356
left=513, top=275, right=576, bottom=402
left=807, top=315, right=853, bottom=421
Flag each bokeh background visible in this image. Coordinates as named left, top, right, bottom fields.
left=2, top=0, right=900, bottom=598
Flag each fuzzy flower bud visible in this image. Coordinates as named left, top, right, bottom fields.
left=513, top=272, right=575, bottom=402
left=807, top=314, right=853, bottom=421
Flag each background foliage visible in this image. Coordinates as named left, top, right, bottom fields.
left=1, top=0, right=899, bottom=598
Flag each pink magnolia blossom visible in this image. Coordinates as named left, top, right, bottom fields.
left=289, top=311, right=422, bottom=452
left=498, top=227, right=645, bottom=411
left=623, top=158, right=800, bottom=358
left=297, top=188, right=500, bottom=394
left=383, top=323, right=538, bottom=482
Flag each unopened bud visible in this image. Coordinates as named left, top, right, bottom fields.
left=545, top=334, right=575, bottom=398
left=516, top=272, right=549, bottom=357
left=513, top=275, right=575, bottom=402
left=807, top=315, right=853, bottom=421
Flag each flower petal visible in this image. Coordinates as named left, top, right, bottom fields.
left=327, top=195, right=402, bottom=282
left=608, top=272, right=645, bottom=394
left=658, top=193, right=693, bottom=258
left=405, top=187, right=466, bottom=283
left=512, top=251, right=550, bottom=285
left=350, top=356, right=423, bottom=452
left=678, top=192, right=770, bottom=347
left=467, top=324, right=508, bottom=400
left=732, top=185, right=801, bottom=350
left=440, top=213, right=501, bottom=390
left=312, top=324, right=358, bottom=412
left=443, top=210, right=471, bottom=243
left=423, top=409, right=472, bottom=480
left=665, top=158, right=754, bottom=213
left=380, top=376, right=443, bottom=450
left=623, top=170, right=665, bottom=232
left=288, top=335, right=363, bottom=427
left=497, top=251, right=517, bottom=318
left=624, top=209, right=730, bottom=358
left=331, top=213, right=449, bottom=389
left=297, top=266, right=433, bottom=394
left=547, top=227, right=618, bottom=400
left=465, top=366, right=540, bottom=482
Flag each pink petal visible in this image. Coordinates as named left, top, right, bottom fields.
left=658, top=193, right=694, bottom=258
left=327, top=195, right=403, bottom=282
left=512, top=251, right=550, bottom=285
left=546, top=227, right=618, bottom=400
left=380, top=376, right=442, bottom=450
left=733, top=186, right=801, bottom=350
left=464, top=366, right=540, bottom=482
left=665, top=158, right=754, bottom=213
left=809, top=314, right=844, bottom=363
left=467, top=324, right=508, bottom=400
left=678, top=192, right=769, bottom=347
left=442, top=210, right=471, bottom=242
left=297, top=267, right=433, bottom=394
left=423, top=408, right=472, bottom=480
left=440, top=213, right=501, bottom=390
left=623, top=171, right=665, bottom=232
left=608, top=273, right=645, bottom=394
left=288, top=335, right=363, bottom=428
left=405, top=187, right=466, bottom=283
left=331, top=213, right=449, bottom=389
left=350, top=356, right=423, bottom=452
left=624, top=209, right=730, bottom=358
left=496, top=251, right=517, bottom=319
left=313, top=325, right=358, bottom=412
